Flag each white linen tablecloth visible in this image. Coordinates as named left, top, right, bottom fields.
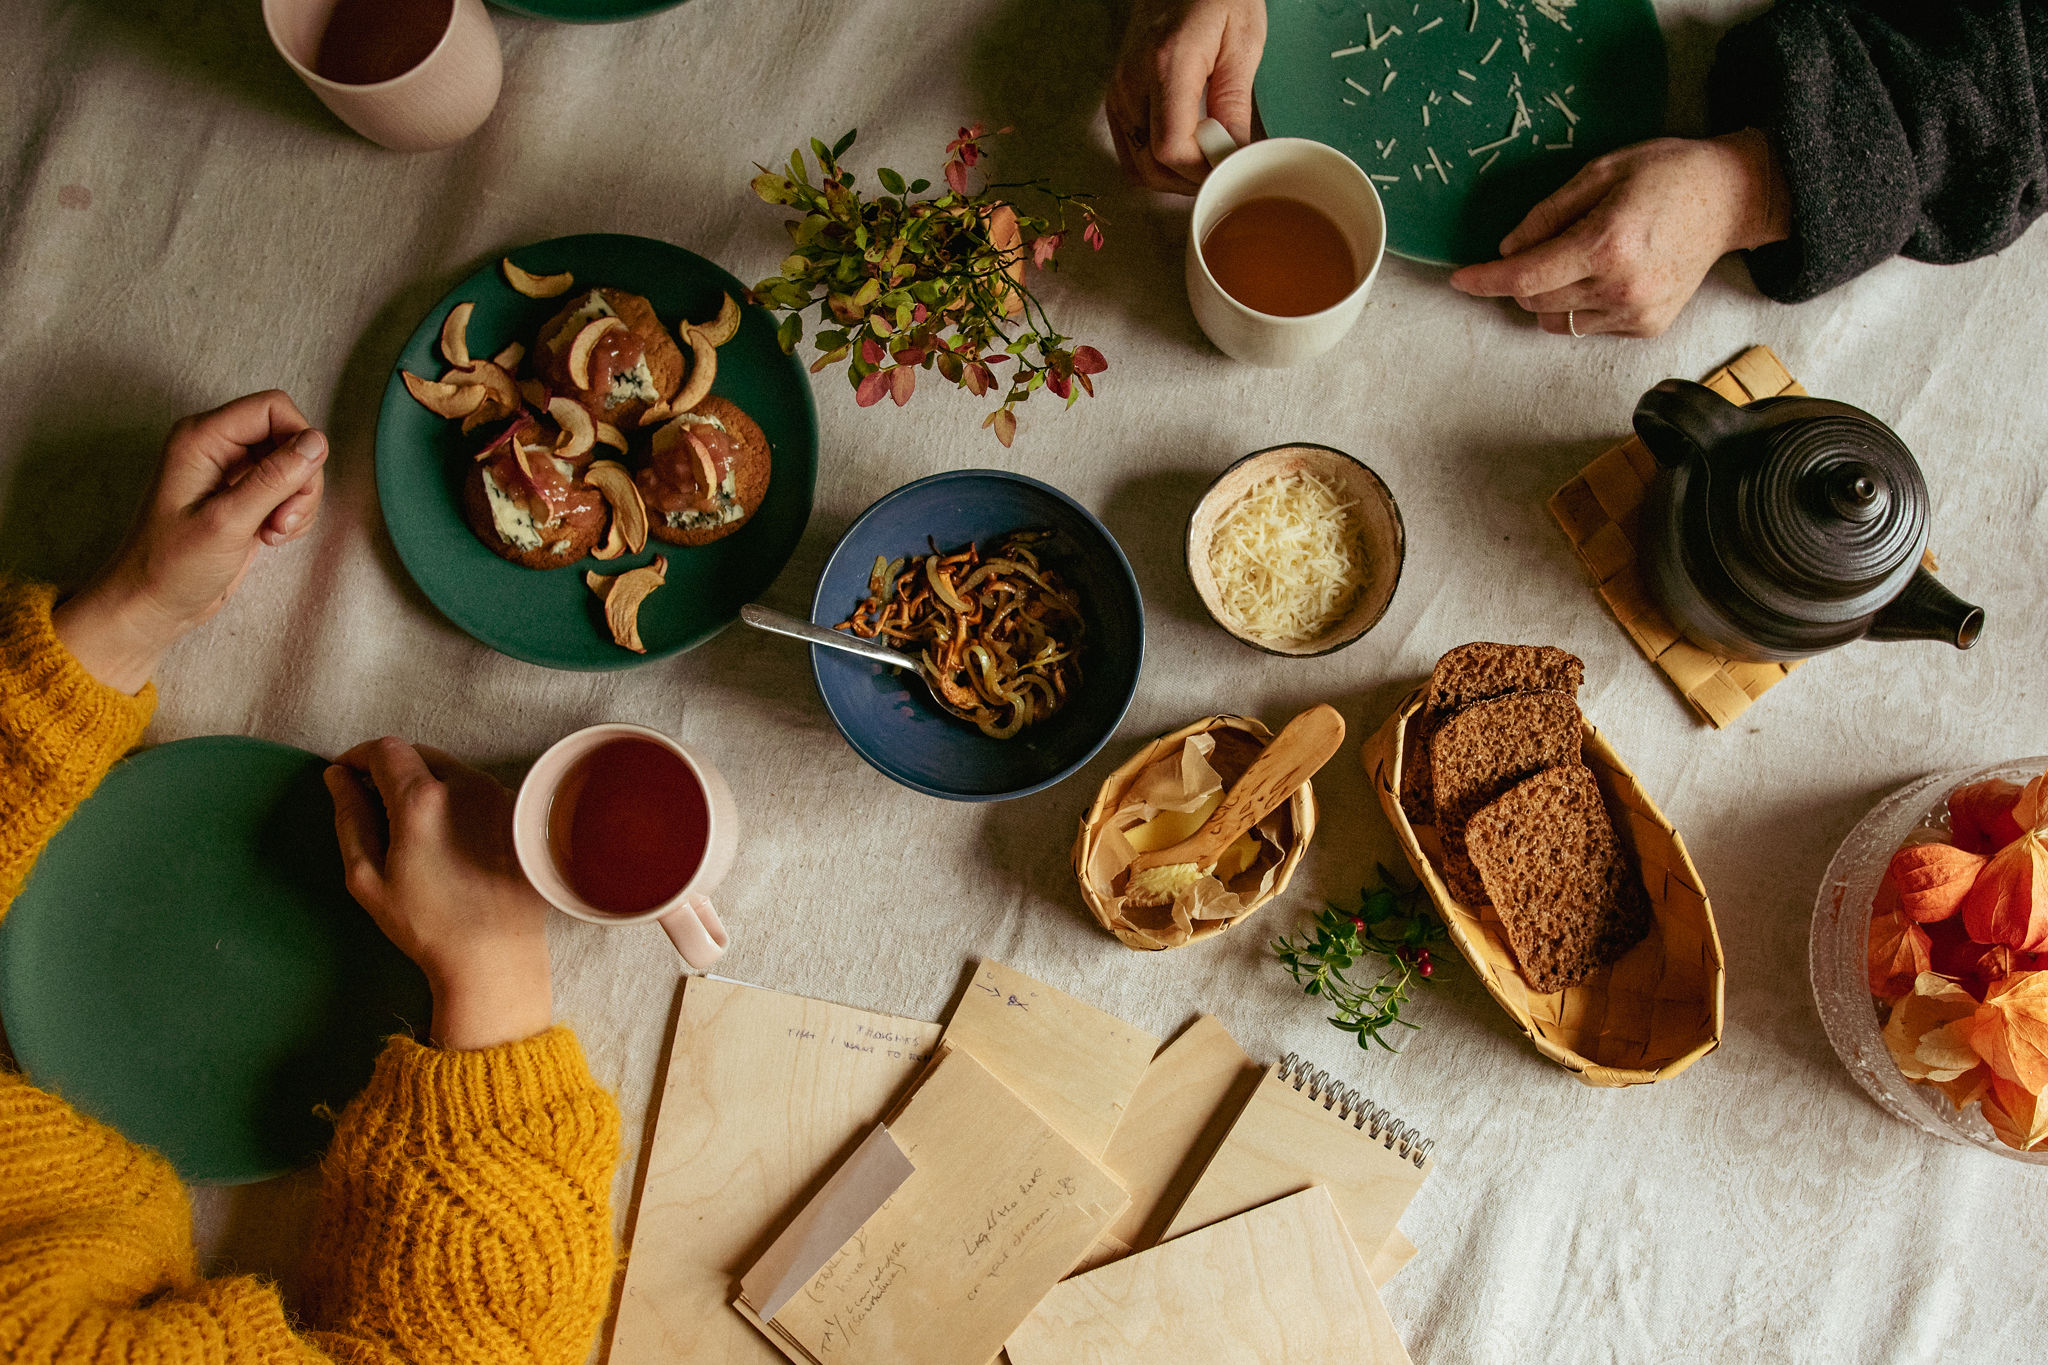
left=4, top=1, right=2044, bottom=1360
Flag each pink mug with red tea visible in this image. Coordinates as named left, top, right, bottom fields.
left=513, top=723, right=737, bottom=970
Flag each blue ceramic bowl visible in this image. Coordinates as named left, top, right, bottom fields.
left=810, top=471, right=1145, bottom=801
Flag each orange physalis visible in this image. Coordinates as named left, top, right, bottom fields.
left=1949, top=778, right=2025, bottom=855
left=1881, top=972, right=1983, bottom=1084
left=1981, top=1076, right=2048, bottom=1152
left=1959, top=768, right=2048, bottom=951
left=1964, top=969, right=2048, bottom=1094
left=1886, top=841, right=1987, bottom=923
left=1868, top=906, right=1933, bottom=1000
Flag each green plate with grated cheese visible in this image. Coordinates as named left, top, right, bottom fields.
left=1257, top=0, right=1666, bottom=267
left=375, top=233, right=818, bottom=671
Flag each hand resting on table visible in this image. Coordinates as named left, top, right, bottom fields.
left=52, top=388, right=328, bottom=693
left=1450, top=129, right=1792, bottom=338
left=326, top=738, right=555, bottom=1052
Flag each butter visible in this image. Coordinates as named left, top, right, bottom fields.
left=1124, top=792, right=1259, bottom=882
left=481, top=467, right=544, bottom=551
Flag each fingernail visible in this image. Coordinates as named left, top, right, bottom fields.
left=281, top=511, right=302, bottom=531
left=296, top=430, right=329, bottom=462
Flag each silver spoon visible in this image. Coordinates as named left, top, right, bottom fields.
left=738, top=604, right=979, bottom=723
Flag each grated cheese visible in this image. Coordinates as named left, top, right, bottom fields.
left=1207, top=472, right=1371, bottom=646
left=1418, top=15, right=1443, bottom=30
left=1346, top=76, right=1374, bottom=96
left=1332, top=43, right=1369, bottom=56
left=1481, top=36, right=1503, bottom=63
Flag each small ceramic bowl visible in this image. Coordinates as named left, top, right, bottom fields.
left=1186, top=443, right=1404, bottom=657
left=809, top=470, right=1145, bottom=802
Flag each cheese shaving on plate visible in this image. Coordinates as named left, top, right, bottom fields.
left=1207, top=471, right=1370, bottom=645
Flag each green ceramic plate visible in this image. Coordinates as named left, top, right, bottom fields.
left=489, top=0, right=686, bottom=23
left=376, top=233, right=818, bottom=671
left=0, top=737, right=431, bottom=1185
left=1257, top=0, right=1666, bottom=266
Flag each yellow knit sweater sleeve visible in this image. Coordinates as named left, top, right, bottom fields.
left=0, top=581, right=155, bottom=912
left=0, top=580, right=625, bottom=1364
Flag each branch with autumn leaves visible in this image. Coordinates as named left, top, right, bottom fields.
left=748, top=125, right=1107, bottom=446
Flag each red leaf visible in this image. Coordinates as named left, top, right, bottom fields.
left=1076, top=371, right=1094, bottom=397
left=1084, top=219, right=1105, bottom=250
left=889, top=365, right=915, bottom=406
left=1952, top=779, right=2027, bottom=854
left=961, top=363, right=991, bottom=396
left=892, top=345, right=926, bottom=367
left=992, top=408, right=1017, bottom=447
left=1889, top=841, right=1988, bottom=923
left=860, top=336, right=885, bottom=365
left=911, top=303, right=928, bottom=324
left=1071, top=345, right=1107, bottom=375
left=1869, top=907, right=1933, bottom=999
left=945, top=160, right=968, bottom=195
left=1045, top=369, right=1071, bottom=399
left=1031, top=233, right=1062, bottom=268
left=855, top=368, right=889, bottom=407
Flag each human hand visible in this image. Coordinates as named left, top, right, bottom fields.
left=1448, top=129, right=1790, bottom=338
left=51, top=390, right=328, bottom=693
left=1106, top=0, right=1266, bottom=193
left=326, top=738, right=554, bottom=1052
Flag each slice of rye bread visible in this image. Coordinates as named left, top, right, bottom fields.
left=641, top=395, right=771, bottom=547
left=1465, top=763, right=1653, bottom=993
left=1430, top=689, right=1584, bottom=905
left=1400, top=642, right=1585, bottom=826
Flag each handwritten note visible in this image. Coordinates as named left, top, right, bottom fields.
left=940, top=959, right=1159, bottom=1159
left=740, top=1046, right=1129, bottom=1365
left=608, top=978, right=942, bottom=1365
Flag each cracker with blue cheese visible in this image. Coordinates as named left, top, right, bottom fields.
left=534, top=288, right=683, bottom=429
left=461, top=438, right=608, bottom=569
left=636, top=395, right=771, bottom=547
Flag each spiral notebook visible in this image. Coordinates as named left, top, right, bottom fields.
left=1160, top=1053, right=1436, bottom=1266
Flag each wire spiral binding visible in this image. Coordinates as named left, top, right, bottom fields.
left=1278, top=1053, right=1435, bottom=1168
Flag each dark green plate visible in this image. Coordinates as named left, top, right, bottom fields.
left=0, top=737, right=431, bottom=1185
left=489, top=0, right=686, bottom=23
left=376, top=233, right=819, bottom=671
left=1257, top=0, right=1666, bottom=266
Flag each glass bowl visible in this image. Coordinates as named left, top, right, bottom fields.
left=1811, top=756, right=2048, bottom=1164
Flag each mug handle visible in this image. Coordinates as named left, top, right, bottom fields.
left=1195, top=118, right=1240, bottom=170
left=658, top=894, right=728, bottom=970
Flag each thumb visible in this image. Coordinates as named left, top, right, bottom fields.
left=207, top=429, right=328, bottom=538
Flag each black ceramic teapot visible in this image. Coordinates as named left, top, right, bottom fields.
left=1632, top=379, right=1984, bottom=664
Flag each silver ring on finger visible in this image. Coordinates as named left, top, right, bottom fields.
left=1567, top=309, right=1581, bottom=338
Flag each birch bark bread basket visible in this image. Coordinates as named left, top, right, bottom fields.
left=1366, top=688, right=1726, bottom=1087
left=1074, top=714, right=1316, bottom=950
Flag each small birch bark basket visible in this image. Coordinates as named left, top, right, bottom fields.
left=1366, top=688, right=1725, bottom=1086
left=1074, top=715, right=1316, bottom=950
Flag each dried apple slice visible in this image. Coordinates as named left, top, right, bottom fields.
left=503, top=258, right=574, bottom=299
left=690, top=293, right=741, bottom=347
left=567, top=317, right=626, bottom=391
left=473, top=412, right=536, bottom=462
left=595, top=420, right=627, bottom=451
left=588, top=556, right=668, bottom=652
left=670, top=330, right=718, bottom=414
left=442, top=359, right=520, bottom=410
left=440, top=302, right=474, bottom=368
left=402, top=370, right=487, bottom=419
left=584, top=459, right=649, bottom=555
left=638, top=399, right=672, bottom=428
left=518, top=378, right=550, bottom=411
left=493, top=340, right=526, bottom=371
left=548, top=396, right=597, bottom=461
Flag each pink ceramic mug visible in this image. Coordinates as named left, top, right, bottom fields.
left=512, top=723, right=737, bottom=971
left=261, top=0, right=501, bottom=152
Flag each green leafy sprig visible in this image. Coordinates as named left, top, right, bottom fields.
left=1272, top=865, right=1450, bottom=1052
left=747, top=125, right=1106, bottom=446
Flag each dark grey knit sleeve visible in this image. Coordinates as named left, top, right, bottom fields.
left=1707, top=0, right=2047, bottom=303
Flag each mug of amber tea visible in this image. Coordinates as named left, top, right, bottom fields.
left=512, top=723, right=737, bottom=970
left=1185, top=119, right=1386, bottom=368
left=262, top=0, right=501, bottom=152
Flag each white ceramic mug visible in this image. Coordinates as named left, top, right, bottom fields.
left=1185, top=118, right=1387, bottom=368
left=512, top=723, right=736, bottom=971
left=261, top=0, right=502, bottom=153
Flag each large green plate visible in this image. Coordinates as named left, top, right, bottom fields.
left=376, top=233, right=819, bottom=671
left=0, top=737, right=432, bottom=1185
left=489, top=0, right=687, bottom=23
left=1258, top=0, right=1666, bottom=266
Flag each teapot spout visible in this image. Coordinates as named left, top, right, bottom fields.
left=1867, top=568, right=1985, bottom=649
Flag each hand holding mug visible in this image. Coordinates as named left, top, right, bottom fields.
left=326, top=737, right=554, bottom=1052
left=54, top=390, right=328, bottom=694
left=1107, top=0, right=1267, bottom=193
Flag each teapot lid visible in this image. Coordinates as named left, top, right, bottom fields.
left=1713, top=402, right=1929, bottom=624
